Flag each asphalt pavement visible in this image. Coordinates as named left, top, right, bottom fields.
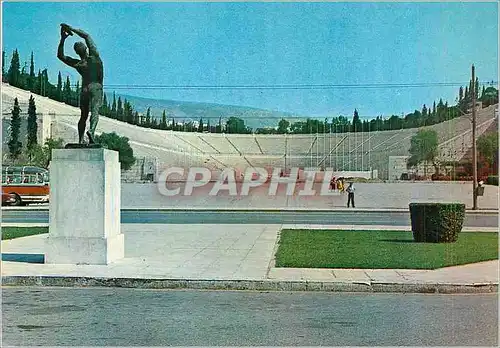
left=2, top=208, right=498, bottom=227
left=2, top=287, right=497, bottom=346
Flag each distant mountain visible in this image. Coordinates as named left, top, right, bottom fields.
left=116, top=94, right=308, bottom=129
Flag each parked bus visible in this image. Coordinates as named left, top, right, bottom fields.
left=1, top=165, right=50, bottom=205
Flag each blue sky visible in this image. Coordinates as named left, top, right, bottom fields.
left=2, top=2, right=498, bottom=119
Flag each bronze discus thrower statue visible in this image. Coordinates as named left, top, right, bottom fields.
left=57, top=23, right=103, bottom=144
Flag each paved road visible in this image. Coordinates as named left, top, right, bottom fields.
left=1, top=208, right=498, bottom=227
left=2, top=287, right=497, bottom=346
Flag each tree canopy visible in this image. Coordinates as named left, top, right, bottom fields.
left=226, top=117, right=250, bottom=134
left=407, top=129, right=439, bottom=175
left=95, top=132, right=136, bottom=170
left=477, top=131, right=499, bottom=164
left=28, top=137, right=65, bottom=168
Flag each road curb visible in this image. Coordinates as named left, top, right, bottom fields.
left=2, top=276, right=497, bottom=294
left=2, top=224, right=496, bottom=232
left=280, top=225, right=499, bottom=232
left=1, top=223, right=49, bottom=227
left=3, top=207, right=497, bottom=214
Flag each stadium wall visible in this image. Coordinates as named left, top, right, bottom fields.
left=2, top=83, right=497, bottom=182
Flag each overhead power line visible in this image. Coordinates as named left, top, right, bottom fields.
left=0, top=109, right=478, bottom=120
left=68, top=81, right=498, bottom=90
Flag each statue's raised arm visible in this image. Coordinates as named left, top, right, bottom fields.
left=61, top=23, right=100, bottom=57
left=57, top=24, right=79, bottom=67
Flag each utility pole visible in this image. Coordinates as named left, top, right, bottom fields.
left=472, top=65, right=478, bottom=210
left=284, top=134, right=287, bottom=172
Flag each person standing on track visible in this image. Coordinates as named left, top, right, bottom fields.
left=346, top=182, right=355, bottom=208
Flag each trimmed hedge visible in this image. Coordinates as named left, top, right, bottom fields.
left=409, top=203, right=465, bottom=243
left=486, top=176, right=499, bottom=186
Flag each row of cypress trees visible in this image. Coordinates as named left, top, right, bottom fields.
left=6, top=96, right=38, bottom=162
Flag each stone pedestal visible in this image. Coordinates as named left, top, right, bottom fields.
left=45, top=148, right=124, bottom=265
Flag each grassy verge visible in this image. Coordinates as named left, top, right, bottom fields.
left=275, top=229, right=498, bottom=270
left=2, top=227, right=49, bottom=240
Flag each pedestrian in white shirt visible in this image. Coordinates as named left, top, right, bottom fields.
left=347, top=182, right=355, bottom=208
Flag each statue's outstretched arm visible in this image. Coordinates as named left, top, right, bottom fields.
left=65, top=24, right=100, bottom=57
left=57, top=26, right=79, bottom=67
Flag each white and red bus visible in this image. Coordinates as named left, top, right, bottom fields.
left=1, top=165, right=50, bottom=205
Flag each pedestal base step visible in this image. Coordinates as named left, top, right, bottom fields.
left=45, top=234, right=124, bottom=265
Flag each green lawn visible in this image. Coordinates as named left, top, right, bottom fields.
left=275, top=229, right=499, bottom=270
left=1, top=227, right=48, bottom=240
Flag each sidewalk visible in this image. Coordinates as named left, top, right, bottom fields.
left=1, top=224, right=498, bottom=293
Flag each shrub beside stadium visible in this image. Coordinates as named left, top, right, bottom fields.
left=486, top=176, right=499, bottom=186
left=409, top=203, right=465, bottom=243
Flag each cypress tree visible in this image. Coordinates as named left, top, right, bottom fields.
left=29, top=52, right=35, bottom=91
left=145, top=107, right=151, bottom=127
left=129, top=101, right=135, bottom=124
left=2, top=50, right=5, bottom=81
left=161, top=110, right=167, bottom=129
left=124, top=100, right=134, bottom=124
left=8, top=98, right=23, bottom=161
left=352, top=109, right=361, bottom=132
left=8, top=49, right=20, bottom=87
left=117, top=96, right=123, bottom=120
left=27, top=95, right=38, bottom=153
left=422, top=104, right=428, bottom=118
left=33, top=69, right=41, bottom=94
left=75, top=81, right=80, bottom=107
left=37, top=70, right=42, bottom=94
left=437, top=98, right=445, bottom=122
left=20, top=62, right=27, bottom=89
left=39, top=69, right=49, bottom=97
left=122, top=99, right=128, bottom=122
left=111, top=92, right=117, bottom=119
left=100, top=93, right=108, bottom=115
left=199, top=117, right=203, bottom=132
left=475, top=76, right=480, bottom=99
left=43, top=70, right=50, bottom=97
left=63, top=76, right=72, bottom=104
left=56, top=71, right=62, bottom=101
left=459, top=86, right=464, bottom=101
